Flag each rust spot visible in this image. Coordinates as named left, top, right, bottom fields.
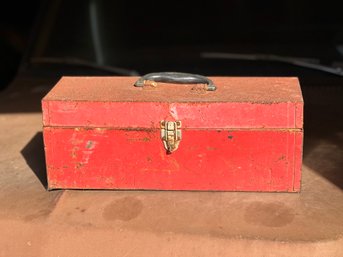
left=147, top=156, right=152, bottom=162
left=75, top=162, right=84, bottom=169
left=85, top=140, right=94, bottom=149
left=278, top=155, right=286, bottom=161
left=71, top=147, right=79, bottom=158
left=73, top=127, right=103, bottom=131
left=127, top=136, right=151, bottom=142
left=190, top=84, right=207, bottom=94
left=122, top=127, right=155, bottom=132
left=228, top=135, right=233, bottom=140
left=206, top=146, right=217, bottom=151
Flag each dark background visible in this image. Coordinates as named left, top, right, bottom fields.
left=1, top=0, right=343, bottom=95
left=0, top=1, right=40, bottom=88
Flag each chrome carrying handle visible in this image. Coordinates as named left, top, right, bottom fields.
left=134, top=72, right=216, bottom=91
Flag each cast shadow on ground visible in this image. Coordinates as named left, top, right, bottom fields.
left=20, top=132, right=48, bottom=189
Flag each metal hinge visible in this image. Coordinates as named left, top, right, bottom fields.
left=160, top=120, right=182, bottom=153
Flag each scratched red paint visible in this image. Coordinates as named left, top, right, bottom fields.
left=42, top=76, right=303, bottom=191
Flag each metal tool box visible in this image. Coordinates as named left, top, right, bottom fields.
left=42, top=73, right=303, bottom=191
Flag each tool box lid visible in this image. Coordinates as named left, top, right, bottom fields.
left=42, top=76, right=303, bottom=129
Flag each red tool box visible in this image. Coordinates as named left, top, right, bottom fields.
left=42, top=73, right=303, bottom=191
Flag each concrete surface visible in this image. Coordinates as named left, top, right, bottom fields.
left=0, top=77, right=342, bottom=256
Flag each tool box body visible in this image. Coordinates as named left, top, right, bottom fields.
left=42, top=77, right=303, bottom=191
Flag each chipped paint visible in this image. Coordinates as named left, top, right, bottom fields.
left=169, top=104, right=179, bottom=120
left=85, top=140, right=95, bottom=149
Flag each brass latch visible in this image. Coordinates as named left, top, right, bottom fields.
left=160, top=120, right=182, bottom=153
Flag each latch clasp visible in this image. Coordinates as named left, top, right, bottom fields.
left=160, top=120, right=182, bottom=153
